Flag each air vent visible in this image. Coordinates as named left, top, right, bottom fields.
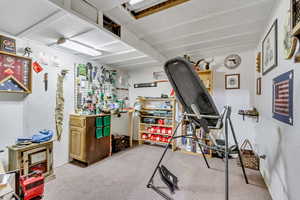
left=103, top=15, right=121, bottom=37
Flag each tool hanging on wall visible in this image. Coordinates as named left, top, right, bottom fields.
left=44, top=73, right=48, bottom=91
left=87, top=62, right=93, bottom=83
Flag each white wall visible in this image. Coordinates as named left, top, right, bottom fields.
left=0, top=33, right=96, bottom=168
left=128, top=50, right=256, bottom=144
left=254, top=1, right=300, bottom=199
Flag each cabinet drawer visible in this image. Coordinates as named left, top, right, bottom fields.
left=70, top=116, right=86, bottom=128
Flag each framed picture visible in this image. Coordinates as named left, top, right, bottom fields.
left=256, top=77, right=262, bottom=95
left=0, top=51, right=32, bottom=93
left=272, top=70, right=293, bottom=125
left=225, top=74, right=240, bottom=89
left=262, top=19, right=278, bottom=75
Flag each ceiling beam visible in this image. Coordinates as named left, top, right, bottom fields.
left=106, top=55, right=149, bottom=65
left=17, top=10, right=66, bottom=37
left=91, top=49, right=138, bottom=60
left=111, top=60, right=159, bottom=68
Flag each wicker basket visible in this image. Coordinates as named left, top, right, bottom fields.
left=237, top=139, right=259, bottom=170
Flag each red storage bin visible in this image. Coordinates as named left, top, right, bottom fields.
left=142, top=133, right=148, bottom=139
left=167, top=128, right=172, bottom=136
left=158, top=119, right=164, bottom=125
left=156, top=135, right=162, bottom=142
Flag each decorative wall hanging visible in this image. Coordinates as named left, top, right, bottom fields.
left=0, top=51, right=32, bottom=93
left=256, top=52, right=261, bottom=73
left=225, top=74, right=240, bottom=89
left=294, top=38, right=300, bottom=62
left=0, top=35, right=16, bottom=54
left=55, top=69, right=69, bottom=141
left=273, top=70, right=294, bottom=125
left=32, top=61, right=44, bottom=73
left=262, top=19, right=278, bottom=75
left=134, top=82, right=157, bottom=88
left=284, top=7, right=297, bottom=59
left=291, top=0, right=300, bottom=35
left=256, top=77, right=262, bottom=95
left=224, top=54, right=241, bottom=69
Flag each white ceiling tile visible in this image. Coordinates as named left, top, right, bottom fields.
left=0, top=0, right=58, bottom=35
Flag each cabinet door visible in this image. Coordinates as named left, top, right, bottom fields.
left=69, top=127, right=86, bottom=161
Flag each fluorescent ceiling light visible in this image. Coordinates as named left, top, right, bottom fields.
left=57, top=38, right=102, bottom=57
left=129, top=0, right=145, bottom=5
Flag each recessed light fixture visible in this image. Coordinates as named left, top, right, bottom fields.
left=57, top=38, right=102, bottom=57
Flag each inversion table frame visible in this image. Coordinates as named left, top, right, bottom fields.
left=147, top=105, right=249, bottom=200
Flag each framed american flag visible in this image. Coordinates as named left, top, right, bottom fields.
left=272, top=70, right=294, bottom=125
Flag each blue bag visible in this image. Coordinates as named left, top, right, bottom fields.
left=31, top=130, right=54, bottom=143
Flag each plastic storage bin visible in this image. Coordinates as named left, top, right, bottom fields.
left=96, top=127, right=103, bottom=139
left=103, top=126, right=110, bottom=137
left=96, top=117, right=103, bottom=127
left=103, top=116, right=111, bottom=126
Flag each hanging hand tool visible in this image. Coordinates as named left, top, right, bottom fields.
left=44, top=73, right=48, bottom=91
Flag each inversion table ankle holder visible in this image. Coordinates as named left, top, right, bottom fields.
left=146, top=57, right=249, bottom=200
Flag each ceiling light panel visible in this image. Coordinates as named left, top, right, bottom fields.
left=58, top=39, right=102, bottom=56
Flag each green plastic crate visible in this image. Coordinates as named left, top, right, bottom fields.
left=103, top=116, right=111, bottom=126
left=96, top=127, right=103, bottom=139
left=96, top=117, right=103, bottom=127
left=103, top=126, right=110, bottom=137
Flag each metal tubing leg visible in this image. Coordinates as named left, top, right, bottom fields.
left=225, top=118, right=229, bottom=200
left=147, top=121, right=182, bottom=187
left=191, top=125, right=210, bottom=169
left=228, top=117, right=249, bottom=184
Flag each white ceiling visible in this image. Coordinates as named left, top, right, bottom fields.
left=102, top=0, right=277, bottom=68
left=0, top=0, right=276, bottom=70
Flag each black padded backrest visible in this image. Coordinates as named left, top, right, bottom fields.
left=164, top=57, right=219, bottom=127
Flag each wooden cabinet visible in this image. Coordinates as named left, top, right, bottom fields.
left=69, top=114, right=111, bottom=165
left=7, top=140, right=54, bottom=180
left=69, top=126, right=86, bottom=161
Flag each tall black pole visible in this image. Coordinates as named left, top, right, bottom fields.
left=228, top=117, right=249, bottom=184
left=225, top=115, right=229, bottom=200
left=191, top=123, right=210, bottom=169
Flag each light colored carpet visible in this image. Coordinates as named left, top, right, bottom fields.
left=44, top=145, right=271, bottom=200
